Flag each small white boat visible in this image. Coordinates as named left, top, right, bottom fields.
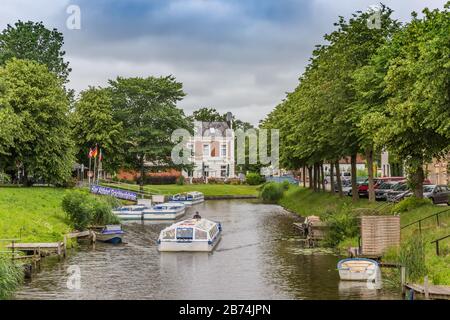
left=112, top=204, right=148, bottom=220
left=95, top=225, right=124, bottom=244
left=157, top=216, right=222, bottom=252
left=337, top=258, right=380, bottom=281
left=142, top=202, right=186, bottom=220
left=169, top=191, right=204, bottom=206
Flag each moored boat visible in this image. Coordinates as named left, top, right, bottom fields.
left=142, top=202, right=186, bottom=220
left=169, top=191, right=204, bottom=206
left=112, top=204, right=148, bottom=220
left=337, top=258, right=380, bottom=281
left=157, top=215, right=221, bottom=252
left=95, top=225, right=124, bottom=244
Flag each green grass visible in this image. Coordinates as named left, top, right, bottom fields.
left=279, top=186, right=380, bottom=217
left=279, top=186, right=450, bottom=285
left=0, top=187, right=71, bottom=243
left=105, top=183, right=259, bottom=197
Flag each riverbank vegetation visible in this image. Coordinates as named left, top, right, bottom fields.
left=61, top=190, right=120, bottom=231
left=0, top=256, right=23, bottom=299
left=278, top=185, right=450, bottom=285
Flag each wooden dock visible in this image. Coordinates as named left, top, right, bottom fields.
left=404, top=283, right=450, bottom=300
left=7, top=241, right=66, bottom=258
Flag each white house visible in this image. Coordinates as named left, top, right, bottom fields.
left=182, top=119, right=235, bottom=179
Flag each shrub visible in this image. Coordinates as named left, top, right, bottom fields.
left=62, top=191, right=120, bottom=231
left=0, top=256, right=24, bottom=299
left=207, top=178, right=225, bottom=184
left=0, top=172, right=11, bottom=184
left=260, top=182, right=284, bottom=202
left=281, top=180, right=290, bottom=190
left=392, top=196, right=432, bottom=214
left=323, top=205, right=359, bottom=248
left=246, top=172, right=265, bottom=185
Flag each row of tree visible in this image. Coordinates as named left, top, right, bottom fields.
left=261, top=3, right=450, bottom=201
left=0, top=21, right=252, bottom=189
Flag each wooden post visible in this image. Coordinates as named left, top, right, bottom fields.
left=436, top=241, right=440, bottom=256
left=401, top=267, right=406, bottom=296
left=436, top=213, right=440, bottom=227
left=63, top=236, right=67, bottom=258
left=424, top=276, right=429, bottom=300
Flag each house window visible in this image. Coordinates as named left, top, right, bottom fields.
left=221, top=144, right=227, bottom=157
left=204, top=165, right=209, bottom=177
left=221, top=165, right=227, bottom=177
left=203, top=144, right=210, bottom=157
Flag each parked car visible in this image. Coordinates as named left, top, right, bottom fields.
left=334, top=179, right=352, bottom=195
left=358, top=177, right=406, bottom=198
left=386, top=182, right=410, bottom=202
left=374, top=181, right=399, bottom=201
left=405, top=185, right=450, bottom=205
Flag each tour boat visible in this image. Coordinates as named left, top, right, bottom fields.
left=142, top=202, right=186, bottom=220
left=157, top=217, right=222, bottom=252
left=112, top=204, right=148, bottom=220
left=95, top=225, right=124, bottom=244
left=337, top=258, right=380, bottom=281
left=169, top=191, right=205, bottom=206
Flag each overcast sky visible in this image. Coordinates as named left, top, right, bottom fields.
left=1, top=0, right=448, bottom=125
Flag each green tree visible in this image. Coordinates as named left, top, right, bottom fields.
left=0, top=21, right=71, bottom=83
left=0, top=59, right=74, bottom=185
left=361, top=4, right=450, bottom=197
left=109, top=76, right=192, bottom=191
left=71, top=87, right=125, bottom=174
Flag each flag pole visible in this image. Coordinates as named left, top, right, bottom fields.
left=88, top=152, right=92, bottom=186
left=97, top=149, right=102, bottom=183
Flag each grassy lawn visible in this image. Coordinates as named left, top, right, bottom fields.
left=279, top=186, right=380, bottom=216
left=0, top=187, right=70, bottom=243
left=105, top=182, right=260, bottom=197
left=280, top=186, right=450, bottom=285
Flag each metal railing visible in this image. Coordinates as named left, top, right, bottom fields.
left=430, top=234, right=450, bottom=256
left=401, top=208, right=450, bottom=234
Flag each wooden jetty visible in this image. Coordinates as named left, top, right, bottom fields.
left=404, top=283, right=450, bottom=300
left=7, top=241, right=67, bottom=259
left=293, top=216, right=329, bottom=247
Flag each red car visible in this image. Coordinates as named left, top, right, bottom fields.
left=358, top=177, right=405, bottom=197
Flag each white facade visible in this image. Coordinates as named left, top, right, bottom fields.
left=380, top=151, right=390, bottom=177
left=182, top=121, right=235, bottom=179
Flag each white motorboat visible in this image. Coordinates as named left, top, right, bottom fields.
left=169, top=191, right=204, bottom=206
left=337, top=258, right=380, bottom=281
left=112, top=204, right=148, bottom=220
left=95, top=225, right=124, bottom=244
left=157, top=216, right=222, bottom=252
left=142, top=202, right=186, bottom=220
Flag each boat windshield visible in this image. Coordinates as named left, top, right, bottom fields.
left=176, top=228, right=193, bottom=239
left=162, top=229, right=175, bottom=240
left=195, top=229, right=208, bottom=240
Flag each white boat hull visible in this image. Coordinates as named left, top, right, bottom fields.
left=113, top=212, right=143, bottom=220
left=337, top=258, right=379, bottom=282
left=143, top=208, right=185, bottom=220
left=158, top=234, right=221, bottom=252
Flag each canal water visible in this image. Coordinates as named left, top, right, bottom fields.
left=15, top=200, right=400, bottom=300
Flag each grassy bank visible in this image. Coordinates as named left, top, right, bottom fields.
left=105, top=183, right=260, bottom=197
left=279, top=186, right=450, bottom=285
left=0, top=187, right=71, bottom=243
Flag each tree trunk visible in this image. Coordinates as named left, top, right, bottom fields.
left=313, top=163, right=318, bottom=192
left=351, top=153, right=359, bottom=202
left=302, top=166, right=306, bottom=188
left=321, top=163, right=326, bottom=191
left=330, top=162, right=335, bottom=194
left=335, top=161, right=343, bottom=197
left=308, top=166, right=313, bottom=189
left=411, top=166, right=424, bottom=198
left=366, top=148, right=375, bottom=202
left=139, top=154, right=145, bottom=192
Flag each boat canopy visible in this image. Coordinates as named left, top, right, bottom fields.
left=152, top=202, right=185, bottom=210
left=115, top=205, right=147, bottom=212
left=161, top=219, right=220, bottom=241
